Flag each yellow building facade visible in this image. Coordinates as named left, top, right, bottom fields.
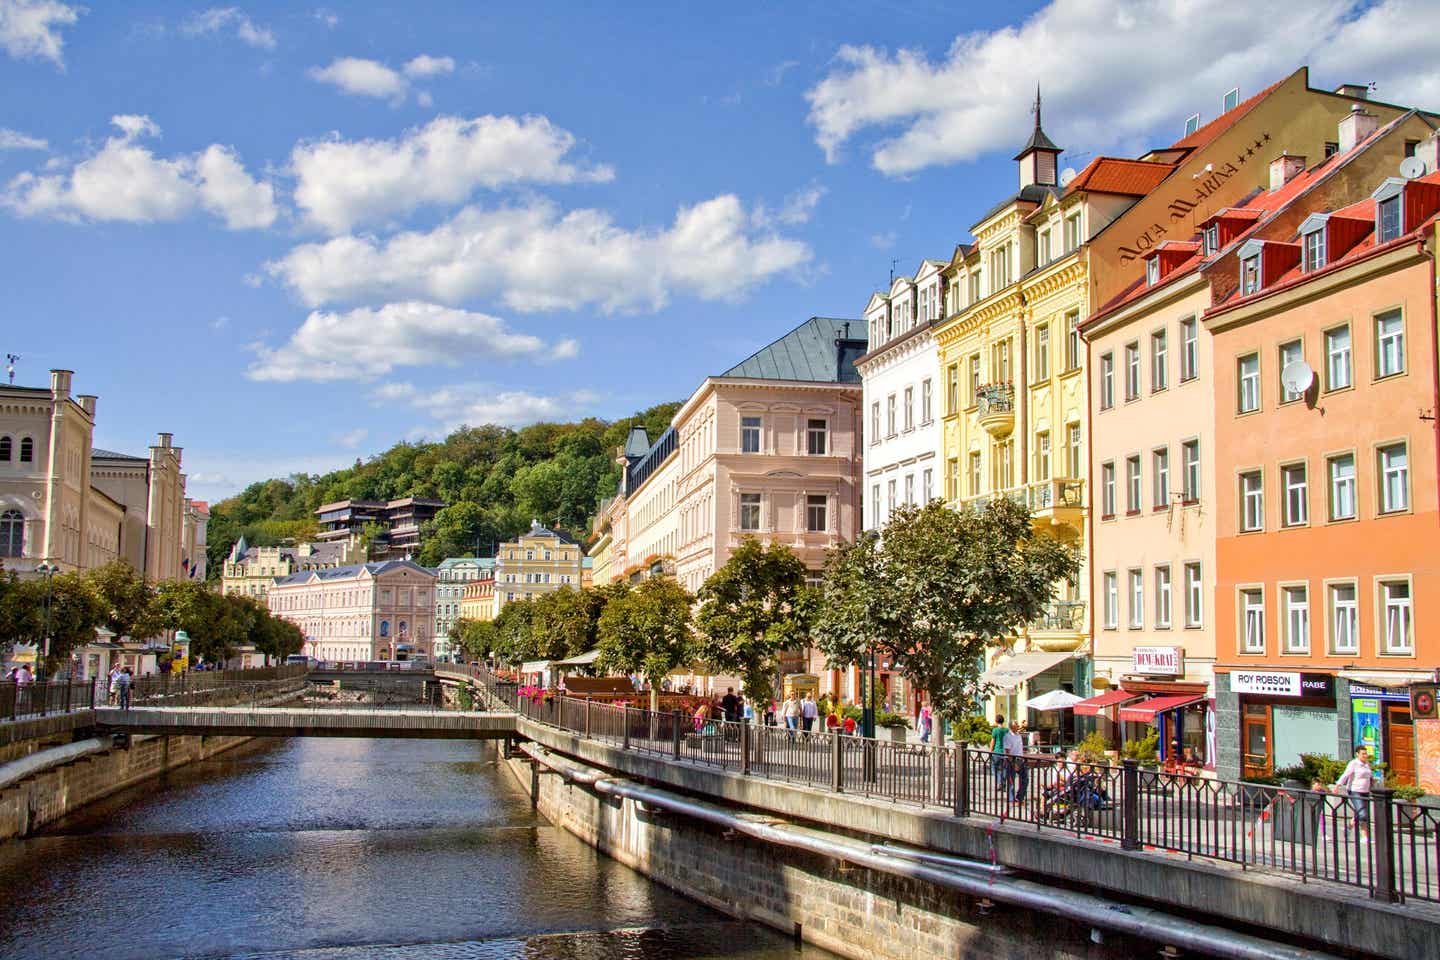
left=492, top=520, right=584, bottom=613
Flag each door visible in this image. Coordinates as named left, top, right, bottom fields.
left=1385, top=705, right=1416, bottom=786
left=1242, top=703, right=1272, bottom=779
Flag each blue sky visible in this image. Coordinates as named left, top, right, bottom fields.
left=3, top=0, right=1436, bottom=502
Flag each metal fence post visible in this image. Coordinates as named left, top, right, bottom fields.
left=1121, top=758, right=1141, bottom=850
left=831, top=734, right=843, bottom=793
left=622, top=707, right=631, bottom=751
left=584, top=695, right=592, bottom=738
left=1371, top=787, right=1400, bottom=903
left=741, top=719, right=751, bottom=775
left=955, top=744, right=970, bottom=817
left=672, top=709, right=682, bottom=759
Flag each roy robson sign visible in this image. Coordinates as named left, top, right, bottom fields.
left=1230, top=671, right=1334, bottom=698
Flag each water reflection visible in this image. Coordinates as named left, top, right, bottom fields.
left=0, top=739, right=826, bottom=960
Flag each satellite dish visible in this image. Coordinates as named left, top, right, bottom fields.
left=1281, top=360, right=1315, bottom=398
left=1059, top=167, right=1077, bottom=187
left=1400, top=155, right=1427, bottom=179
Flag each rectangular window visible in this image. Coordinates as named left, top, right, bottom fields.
left=1155, top=566, right=1173, bottom=628
left=1099, top=353, right=1115, bottom=410
left=739, top=493, right=761, bottom=531
left=1128, top=569, right=1144, bottom=628
left=1065, top=213, right=1082, bottom=252
left=903, top=474, right=915, bottom=506
left=1303, top=228, right=1326, bottom=271
left=1329, top=583, right=1358, bottom=654
left=1328, top=454, right=1356, bottom=520
left=921, top=379, right=933, bottom=423
left=1180, top=317, right=1198, bottom=381
left=1066, top=311, right=1081, bottom=371
left=1035, top=325, right=1050, bottom=380
left=1101, top=461, right=1116, bottom=518
left=1146, top=258, right=1160, bottom=286
left=1237, top=353, right=1260, bottom=412
left=946, top=457, right=959, bottom=501
left=741, top=416, right=761, bottom=453
left=1278, top=340, right=1304, bottom=402
left=1124, top=342, right=1140, bottom=400
left=1202, top=224, right=1219, bottom=254
left=806, top=494, right=827, bottom=533
left=922, top=468, right=933, bottom=504
left=947, top=364, right=960, bottom=413
left=1103, top=572, right=1118, bottom=629
left=1066, top=423, right=1082, bottom=478
left=1240, top=471, right=1264, bottom=531
left=969, top=355, right=981, bottom=405
left=806, top=418, right=828, bottom=455
left=1126, top=455, right=1141, bottom=513
left=871, top=484, right=880, bottom=527
left=887, top=479, right=897, bottom=514
left=1153, top=446, right=1170, bottom=508
left=1151, top=330, right=1168, bottom=391
left=1038, top=229, right=1051, bottom=265
left=870, top=403, right=880, bottom=445
left=1182, top=440, right=1200, bottom=502
left=1381, top=580, right=1413, bottom=654
left=1184, top=562, right=1203, bottom=628
left=1283, top=585, right=1310, bottom=654
left=1377, top=195, right=1402, bottom=243
left=886, top=394, right=896, bottom=436
left=1241, top=254, right=1261, bottom=295
left=969, top=270, right=981, bottom=305
left=968, top=452, right=982, bottom=497
left=1325, top=325, right=1351, bottom=391
left=1242, top=589, right=1265, bottom=653
left=902, top=388, right=914, bottom=432
left=1376, top=310, right=1404, bottom=377
left=993, top=339, right=1011, bottom=382
left=1378, top=442, right=1409, bottom=513
left=1035, top=431, right=1051, bottom=481
left=995, top=440, right=1014, bottom=489
left=1282, top=463, right=1308, bottom=526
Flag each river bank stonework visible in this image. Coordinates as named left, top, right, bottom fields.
left=504, top=753, right=1129, bottom=960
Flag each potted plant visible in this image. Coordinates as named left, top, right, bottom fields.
left=1392, top=784, right=1429, bottom=827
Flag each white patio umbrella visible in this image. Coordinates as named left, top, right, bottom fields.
left=1024, top=689, right=1084, bottom=711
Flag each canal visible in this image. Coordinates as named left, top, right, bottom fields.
left=0, top=738, right=829, bottom=960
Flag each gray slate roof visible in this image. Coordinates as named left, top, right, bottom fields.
left=92, top=448, right=146, bottom=461
left=719, top=316, right=865, bottom=384
left=271, top=559, right=434, bottom=586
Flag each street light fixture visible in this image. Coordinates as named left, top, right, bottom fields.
left=35, top=561, right=58, bottom=683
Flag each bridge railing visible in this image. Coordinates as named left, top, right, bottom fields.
left=459, top=661, right=1437, bottom=905
left=2, top=664, right=309, bottom=721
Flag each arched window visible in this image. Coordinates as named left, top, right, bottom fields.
left=0, top=510, right=22, bottom=558
left=0, top=436, right=10, bottom=460
left=379, top=620, right=389, bottom=637
left=19, top=438, right=33, bottom=462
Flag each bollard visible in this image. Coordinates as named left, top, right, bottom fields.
left=1121, top=758, right=1140, bottom=850
left=831, top=734, right=844, bottom=793
left=1371, top=787, right=1400, bottom=903
left=672, top=709, right=682, bottom=759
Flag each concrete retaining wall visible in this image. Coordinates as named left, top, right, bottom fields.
left=0, top=733, right=253, bottom=841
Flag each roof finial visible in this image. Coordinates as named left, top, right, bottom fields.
left=1033, top=85, right=1042, bottom=132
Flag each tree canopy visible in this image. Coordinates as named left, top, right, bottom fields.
left=811, top=499, right=1079, bottom=738
left=596, top=576, right=693, bottom=711
left=205, top=402, right=680, bottom=576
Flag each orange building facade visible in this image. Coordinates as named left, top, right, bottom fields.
left=1207, top=170, right=1440, bottom=788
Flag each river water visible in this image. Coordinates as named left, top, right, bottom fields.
left=0, top=738, right=829, bottom=960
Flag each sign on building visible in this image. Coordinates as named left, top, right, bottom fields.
left=1132, top=646, right=1184, bottom=676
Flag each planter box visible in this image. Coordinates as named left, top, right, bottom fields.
left=880, top=725, right=908, bottom=744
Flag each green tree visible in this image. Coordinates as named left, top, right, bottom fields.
left=812, top=499, right=1079, bottom=743
left=528, top=585, right=603, bottom=661
left=85, top=561, right=159, bottom=640
left=695, top=538, right=815, bottom=704
left=596, top=576, right=695, bottom=712
left=7, top=572, right=107, bottom=669
left=491, top=598, right=538, bottom=666
left=356, top=521, right=387, bottom=561
left=451, top=617, right=498, bottom=662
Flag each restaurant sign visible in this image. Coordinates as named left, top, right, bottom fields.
left=1132, top=646, right=1184, bottom=676
left=1231, top=671, right=1335, bottom=698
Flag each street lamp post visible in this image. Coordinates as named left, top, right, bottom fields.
left=35, top=561, right=57, bottom=687
left=862, top=644, right=877, bottom=739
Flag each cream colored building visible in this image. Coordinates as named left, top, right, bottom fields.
left=267, top=559, right=436, bottom=661
left=91, top=432, right=189, bottom=583
left=459, top=570, right=496, bottom=623
left=182, top=499, right=209, bottom=581
left=493, top=521, right=584, bottom=612
left=221, top=537, right=359, bottom=600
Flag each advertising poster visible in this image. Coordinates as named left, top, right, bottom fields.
left=1352, top=698, right=1382, bottom=756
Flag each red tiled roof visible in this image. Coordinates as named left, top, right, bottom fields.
left=1167, top=79, right=1285, bottom=152
left=1064, top=157, right=1176, bottom=197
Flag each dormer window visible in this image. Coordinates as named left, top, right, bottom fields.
left=1146, top=258, right=1159, bottom=286
left=1038, top=229, right=1051, bottom=265
left=1377, top=195, right=1402, bottom=243
left=1240, top=254, right=1261, bottom=295
left=1202, top=224, right=1219, bottom=255
left=1302, top=228, right=1326, bottom=271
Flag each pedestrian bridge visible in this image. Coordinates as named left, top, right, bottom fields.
left=92, top=706, right=518, bottom=740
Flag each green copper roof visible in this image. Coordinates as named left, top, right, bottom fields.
left=719, top=316, right=865, bottom=384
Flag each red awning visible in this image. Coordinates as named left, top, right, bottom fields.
left=1119, top=694, right=1203, bottom=723
left=1072, top=689, right=1138, bottom=716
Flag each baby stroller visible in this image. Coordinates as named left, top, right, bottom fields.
left=1042, top=769, right=1111, bottom=828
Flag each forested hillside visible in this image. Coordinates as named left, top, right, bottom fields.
left=206, top=401, right=681, bottom=575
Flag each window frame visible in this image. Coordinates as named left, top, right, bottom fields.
left=1237, top=352, right=1260, bottom=414
left=1099, top=352, right=1115, bottom=410
left=740, top=416, right=762, bottom=454
left=1375, top=576, right=1414, bottom=656
left=1375, top=440, right=1411, bottom=515
left=1376, top=194, right=1402, bottom=244
left=1152, top=445, right=1170, bottom=509
left=1065, top=311, right=1081, bottom=372
left=1281, top=460, right=1309, bottom=528
left=1183, top=562, right=1203, bottom=629
left=1280, top=582, right=1310, bottom=655
left=805, top=494, right=828, bottom=533
left=1240, top=254, right=1261, bottom=295
left=1101, top=461, right=1116, bottom=519
left=1325, top=578, right=1359, bottom=655
left=1034, top=324, right=1050, bottom=381
left=1326, top=451, right=1357, bottom=522
left=738, top=492, right=762, bottom=531
left=1239, top=585, right=1266, bottom=655
left=1128, top=567, right=1144, bottom=629
left=920, top=378, right=933, bottom=424
left=1155, top=564, right=1173, bottom=629
left=870, top=402, right=881, bottom=446
left=1179, top=316, right=1199, bottom=382
left=1150, top=328, right=1168, bottom=392
left=806, top=417, right=829, bottom=455
left=1181, top=439, right=1200, bottom=504
left=1103, top=571, right=1119, bottom=629
left=1239, top=469, right=1264, bottom=532
left=1124, top=341, right=1141, bottom=401
left=1125, top=455, right=1142, bottom=516
left=1324, top=323, right=1352, bottom=393
left=1302, top=228, right=1326, bottom=272
left=1278, top=338, right=1305, bottom=404
left=1035, top=430, right=1051, bottom=482
left=1374, top=308, right=1405, bottom=380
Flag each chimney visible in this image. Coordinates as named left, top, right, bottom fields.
left=1268, top=154, right=1306, bottom=190
left=1334, top=82, right=1369, bottom=101
left=77, top=394, right=97, bottom=417
left=157, top=432, right=173, bottom=448
left=49, top=368, right=73, bottom=399
left=1338, top=105, right=1379, bottom=153
left=1415, top=133, right=1440, bottom=177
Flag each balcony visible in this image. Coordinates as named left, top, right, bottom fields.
left=957, top=489, right=1026, bottom=516
left=975, top=383, right=1015, bottom=437
left=1027, top=600, right=1087, bottom=652
left=1027, top=478, right=1085, bottom=529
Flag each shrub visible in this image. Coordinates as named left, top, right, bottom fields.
left=1121, top=729, right=1159, bottom=766
left=1075, top=731, right=1110, bottom=763
left=1392, top=784, right=1427, bottom=803
left=954, top=715, right=996, bottom=748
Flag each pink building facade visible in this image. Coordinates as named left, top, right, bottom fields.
left=267, top=559, right=436, bottom=662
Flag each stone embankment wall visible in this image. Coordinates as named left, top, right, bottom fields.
left=0, top=733, right=252, bottom=840
left=505, top=755, right=1124, bottom=960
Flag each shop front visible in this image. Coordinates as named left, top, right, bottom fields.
left=1229, top=670, right=1338, bottom=779
left=1097, top=646, right=1213, bottom=768
left=1346, top=679, right=1418, bottom=787
left=979, top=649, right=1081, bottom=746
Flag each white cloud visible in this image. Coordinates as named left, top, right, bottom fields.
left=0, top=127, right=46, bottom=150
left=245, top=301, right=577, bottom=382
left=0, top=0, right=79, bottom=66
left=2, top=114, right=277, bottom=229
left=331, top=427, right=368, bottom=449
left=291, top=113, right=614, bottom=233
left=210, top=315, right=229, bottom=331
left=185, top=451, right=359, bottom=502
left=403, top=54, right=453, bottom=78
left=183, top=7, right=276, bottom=50
left=754, top=182, right=825, bottom=227
left=313, top=8, right=338, bottom=29
left=380, top=380, right=601, bottom=432
left=869, top=231, right=896, bottom=250
left=267, top=194, right=811, bottom=313
left=805, top=0, right=1440, bottom=175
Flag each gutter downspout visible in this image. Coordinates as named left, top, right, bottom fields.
left=519, top=744, right=1339, bottom=960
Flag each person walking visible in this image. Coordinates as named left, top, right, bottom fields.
left=990, top=714, right=1008, bottom=793
left=721, top=687, right=740, bottom=723
left=919, top=705, right=933, bottom=744
left=781, top=694, right=800, bottom=740
left=1336, top=744, right=1375, bottom=840
left=116, top=667, right=133, bottom=711
left=800, top=693, right=818, bottom=738
left=1003, top=720, right=1028, bottom=802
